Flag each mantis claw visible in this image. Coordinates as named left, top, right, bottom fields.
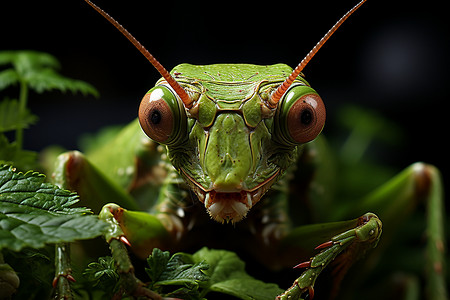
left=52, top=274, right=76, bottom=288
left=293, top=260, right=311, bottom=269
left=67, top=274, right=76, bottom=283
left=120, top=235, right=132, bottom=247
left=307, top=286, right=315, bottom=300
left=314, top=240, right=334, bottom=250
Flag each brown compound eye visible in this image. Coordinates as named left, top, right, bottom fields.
left=139, top=86, right=177, bottom=144
left=275, top=84, right=326, bottom=145
left=287, top=93, right=326, bottom=144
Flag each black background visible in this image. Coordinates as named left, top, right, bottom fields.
left=2, top=0, right=449, bottom=190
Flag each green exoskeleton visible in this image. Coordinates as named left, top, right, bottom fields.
left=51, top=0, right=447, bottom=299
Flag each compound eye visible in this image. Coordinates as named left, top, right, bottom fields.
left=139, top=86, right=178, bottom=144
left=287, top=93, right=326, bottom=143
left=276, top=85, right=326, bottom=145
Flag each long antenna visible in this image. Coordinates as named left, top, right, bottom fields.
left=84, top=0, right=193, bottom=108
left=268, top=0, right=367, bottom=108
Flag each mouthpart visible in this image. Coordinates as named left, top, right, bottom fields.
left=208, top=190, right=251, bottom=223
left=199, top=189, right=263, bottom=223
left=180, top=169, right=280, bottom=223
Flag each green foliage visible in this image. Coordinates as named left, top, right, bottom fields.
left=80, top=247, right=283, bottom=300
left=84, top=256, right=119, bottom=286
left=0, top=50, right=98, bottom=96
left=0, top=51, right=60, bottom=72
left=0, top=51, right=110, bottom=299
left=0, top=135, right=38, bottom=172
left=0, top=50, right=99, bottom=152
left=0, top=98, right=38, bottom=133
left=146, top=248, right=209, bottom=299
left=0, top=252, right=20, bottom=299
left=83, top=256, right=120, bottom=298
left=143, top=247, right=283, bottom=300
left=193, top=248, right=284, bottom=300
left=330, top=105, right=404, bottom=206
left=82, top=247, right=285, bottom=299
left=337, top=105, right=403, bottom=164
left=146, top=248, right=171, bottom=284
left=2, top=248, right=54, bottom=299
left=0, top=165, right=108, bottom=251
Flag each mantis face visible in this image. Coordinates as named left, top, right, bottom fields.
left=84, top=0, right=366, bottom=223
left=138, top=64, right=325, bottom=223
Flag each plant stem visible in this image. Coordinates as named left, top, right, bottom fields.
left=15, top=80, right=28, bottom=150
left=109, top=239, right=161, bottom=299
left=54, top=243, right=74, bottom=300
left=425, top=166, right=447, bottom=300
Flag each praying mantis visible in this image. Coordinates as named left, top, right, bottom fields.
left=49, top=0, right=447, bottom=299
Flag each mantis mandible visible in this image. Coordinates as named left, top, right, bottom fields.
left=51, top=0, right=447, bottom=299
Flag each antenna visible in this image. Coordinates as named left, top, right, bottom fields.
left=268, top=0, right=367, bottom=108
left=83, top=0, right=193, bottom=108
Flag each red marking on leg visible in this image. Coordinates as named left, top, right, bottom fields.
left=315, top=240, right=334, bottom=250
left=52, top=274, right=76, bottom=287
left=120, top=236, right=131, bottom=247
left=52, top=277, right=58, bottom=288
left=293, top=260, right=311, bottom=269
left=308, top=286, right=315, bottom=300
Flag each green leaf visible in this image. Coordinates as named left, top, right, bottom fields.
left=156, top=253, right=209, bottom=287
left=0, top=69, right=19, bottom=90
left=26, top=68, right=99, bottom=97
left=146, top=248, right=209, bottom=288
left=193, top=248, right=283, bottom=300
left=0, top=51, right=60, bottom=74
left=0, top=165, right=108, bottom=251
left=146, top=248, right=171, bottom=284
left=0, top=134, right=38, bottom=172
left=0, top=50, right=99, bottom=97
left=145, top=248, right=283, bottom=300
left=0, top=98, right=38, bottom=132
left=82, top=256, right=121, bottom=299
left=0, top=51, right=16, bottom=66
left=83, top=256, right=119, bottom=288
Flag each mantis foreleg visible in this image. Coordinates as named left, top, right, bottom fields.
left=277, top=213, right=382, bottom=299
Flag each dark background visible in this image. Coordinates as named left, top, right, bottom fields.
left=2, top=0, right=449, bottom=186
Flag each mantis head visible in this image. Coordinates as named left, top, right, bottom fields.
left=84, top=0, right=367, bottom=223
